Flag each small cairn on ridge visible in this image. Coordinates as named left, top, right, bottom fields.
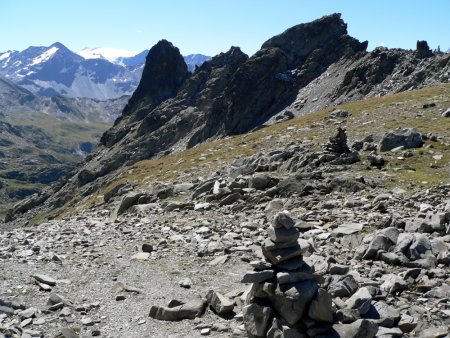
left=240, top=211, right=334, bottom=337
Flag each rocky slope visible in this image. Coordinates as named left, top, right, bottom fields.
left=0, top=113, right=449, bottom=337
left=0, top=13, right=449, bottom=337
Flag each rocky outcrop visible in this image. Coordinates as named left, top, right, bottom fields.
left=101, top=40, right=189, bottom=147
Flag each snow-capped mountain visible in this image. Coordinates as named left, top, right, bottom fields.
left=183, top=54, right=212, bottom=72
left=78, top=47, right=139, bottom=65
left=0, top=43, right=211, bottom=100
left=0, top=42, right=141, bottom=100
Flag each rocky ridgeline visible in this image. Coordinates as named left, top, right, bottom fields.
left=6, top=13, right=449, bottom=222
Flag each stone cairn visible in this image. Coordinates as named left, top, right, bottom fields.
left=241, top=211, right=334, bottom=337
left=323, top=127, right=350, bottom=155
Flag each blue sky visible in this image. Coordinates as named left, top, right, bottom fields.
left=1, top=0, right=449, bottom=56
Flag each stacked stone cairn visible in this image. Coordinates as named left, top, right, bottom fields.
left=323, top=127, right=350, bottom=155
left=241, top=211, right=334, bottom=337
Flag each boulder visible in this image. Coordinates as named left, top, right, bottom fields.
left=243, top=303, right=273, bottom=337
left=308, top=288, right=333, bottom=322
left=379, top=128, right=423, bottom=152
left=149, top=298, right=206, bottom=321
left=345, top=287, right=373, bottom=315
left=333, top=319, right=378, bottom=338
left=206, top=290, right=234, bottom=315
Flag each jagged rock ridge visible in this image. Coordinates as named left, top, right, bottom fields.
left=7, top=13, right=450, bottom=221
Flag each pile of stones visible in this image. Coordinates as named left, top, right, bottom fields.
left=240, top=211, right=335, bottom=337
left=323, top=127, right=350, bottom=155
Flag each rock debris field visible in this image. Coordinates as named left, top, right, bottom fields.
left=1, top=128, right=450, bottom=338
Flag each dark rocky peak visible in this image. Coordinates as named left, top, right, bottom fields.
left=416, top=40, right=433, bottom=59
left=122, top=40, right=189, bottom=119
left=135, top=46, right=248, bottom=141
left=203, top=46, right=248, bottom=70
left=261, top=13, right=367, bottom=65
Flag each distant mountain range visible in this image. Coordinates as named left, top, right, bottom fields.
left=0, top=43, right=211, bottom=100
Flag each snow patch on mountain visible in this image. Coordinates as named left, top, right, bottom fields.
left=30, top=46, right=59, bottom=65
left=78, top=47, right=139, bottom=64
left=0, top=51, right=13, bottom=61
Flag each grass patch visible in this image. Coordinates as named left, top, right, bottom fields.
left=63, top=83, right=450, bottom=214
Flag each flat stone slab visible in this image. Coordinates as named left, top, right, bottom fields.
left=267, top=226, right=299, bottom=243
left=277, top=271, right=313, bottom=284
left=262, top=243, right=302, bottom=265
left=332, top=223, right=364, bottom=236
left=32, top=274, right=57, bottom=286
left=241, top=270, right=275, bottom=283
left=131, top=252, right=150, bottom=261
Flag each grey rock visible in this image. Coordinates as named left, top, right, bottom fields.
left=149, top=298, right=206, bottom=321
left=131, top=252, right=150, bottom=260
left=363, top=233, right=395, bottom=260
left=59, top=328, right=80, bottom=338
left=111, top=192, right=142, bottom=219
left=379, top=128, right=423, bottom=152
left=335, top=308, right=361, bottom=323
left=267, top=226, right=299, bottom=243
left=218, top=193, right=241, bottom=206
left=200, top=328, right=211, bottom=336
left=398, top=313, right=417, bottom=333
left=142, top=243, right=153, bottom=253
left=424, top=283, right=450, bottom=298
left=329, top=264, right=350, bottom=275
left=243, top=303, right=273, bottom=337
left=376, top=327, right=403, bottom=337
left=179, top=278, right=192, bottom=289
left=265, top=199, right=285, bottom=211
left=330, top=109, right=349, bottom=118
left=442, top=108, right=450, bottom=117
left=417, top=326, right=449, bottom=338
left=276, top=270, right=313, bottom=284
left=18, top=307, right=36, bottom=319
left=364, top=301, right=400, bottom=328
left=206, top=290, right=234, bottom=315
left=380, top=274, right=407, bottom=295
left=407, top=233, right=432, bottom=260
left=0, top=305, right=14, bottom=315
left=307, top=288, right=333, bottom=323
left=262, top=243, right=302, bottom=265
left=328, top=274, right=359, bottom=298
left=345, top=287, right=372, bottom=315
left=81, top=317, right=94, bottom=326
left=249, top=260, right=273, bottom=271
left=32, top=274, right=56, bottom=286
left=332, top=223, right=363, bottom=236
left=367, top=152, right=385, bottom=168
left=273, top=210, right=295, bottom=229
left=266, top=279, right=319, bottom=326
left=241, top=270, right=275, bottom=283
left=249, top=173, right=270, bottom=190
left=333, top=319, right=378, bottom=338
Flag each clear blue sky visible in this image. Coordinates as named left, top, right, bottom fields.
left=1, top=0, right=449, bottom=56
